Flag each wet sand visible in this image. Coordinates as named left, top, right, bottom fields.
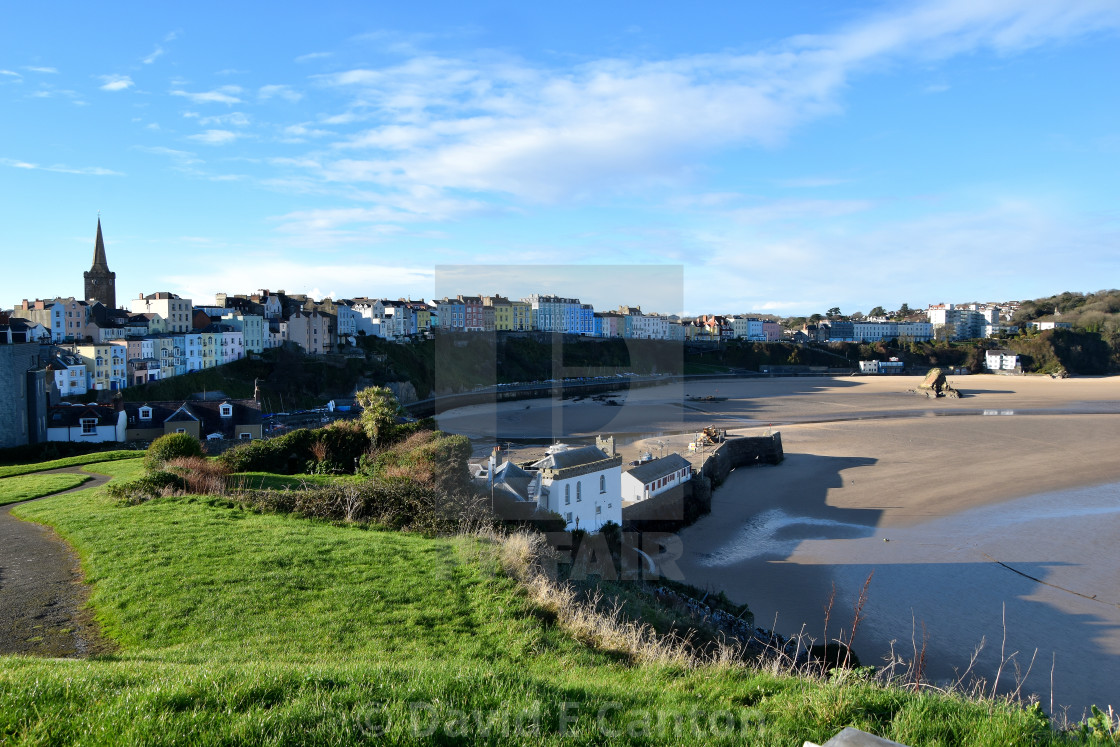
left=439, top=374, right=1120, bottom=713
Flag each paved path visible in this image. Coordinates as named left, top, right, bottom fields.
left=0, top=467, right=115, bottom=657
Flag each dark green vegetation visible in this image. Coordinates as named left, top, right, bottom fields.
left=0, top=472, right=90, bottom=506
left=2, top=457, right=1089, bottom=745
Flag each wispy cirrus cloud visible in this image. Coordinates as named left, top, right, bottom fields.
left=187, top=129, right=241, bottom=145
left=134, top=145, right=202, bottom=165
left=1, top=158, right=122, bottom=176
left=98, top=74, right=134, bottom=91
left=143, top=47, right=165, bottom=64
left=23, top=66, right=58, bottom=74
left=295, top=51, right=332, bottom=63
left=259, top=84, right=302, bottom=102
left=296, top=0, right=1120, bottom=205
left=171, top=85, right=242, bottom=104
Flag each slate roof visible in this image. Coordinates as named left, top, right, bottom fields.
left=532, top=445, right=611, bottom=470
left=48, top=404, right=120, bottom=428
left=624, top=453, right=692, bottom=484
left=124, top=399, right=262, bottom=438
left=492, top=461, right=534, bottom=501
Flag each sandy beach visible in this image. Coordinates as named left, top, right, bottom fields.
left=439, top=374, right=1120, bottom=713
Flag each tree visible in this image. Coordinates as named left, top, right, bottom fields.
left=869, top=306, right=886, bottom=317
left=827, top=307, right=841, bottom=319
left=898, top=303, right=912, bottom=318
left=356, top=385, right=404, bottom=446
left=145, top=432, right=203, bottom=471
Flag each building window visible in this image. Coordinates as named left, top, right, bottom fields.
left=175, top=428, right=186, bottom=434
left=565, top=485, right=570, bottom=502
left=600, top=475, right=606, bottom=493
left=220, top=404, right=233, bottom=417
left=80, top=418, right=97, bottom=435
left=239, top=432, right=252, bottom=440
left=596, top=505, right=602, bottom=515
left=576, top=482, right=581, bottom=501
left=565, top=512, right=572, bottom=523
left=565, top=494, right=570, bottom=505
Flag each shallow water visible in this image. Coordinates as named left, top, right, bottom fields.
left=689, top=482, right=1120, bottom=718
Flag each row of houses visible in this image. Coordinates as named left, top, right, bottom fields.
left=45, top=398, right=263, bottom=444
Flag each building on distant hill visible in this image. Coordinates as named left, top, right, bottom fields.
left=84, top=218, right=117, bottom=310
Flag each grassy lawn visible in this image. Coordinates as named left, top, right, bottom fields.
left=0, top=451, right=143, bottom=479
left=0, top=473, right=91, bottom=506
left=0, top=468, right=1064, bottom=745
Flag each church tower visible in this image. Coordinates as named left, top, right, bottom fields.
left=83, top=217, right=116, bottom=309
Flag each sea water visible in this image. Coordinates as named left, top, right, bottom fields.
left=694, top=482, right=1120, bottom=718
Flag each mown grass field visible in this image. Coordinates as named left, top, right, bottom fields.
left=0, top=451, right=143, bottom=479
left=0, top=460, right=1082, bottom=745
left=0, top=473, right=91, bottom=506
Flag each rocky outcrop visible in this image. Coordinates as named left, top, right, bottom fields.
left=912, top=368, right=963, bottom=398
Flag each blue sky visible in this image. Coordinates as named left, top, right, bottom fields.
left=2, top=0, right=1118, bottom=316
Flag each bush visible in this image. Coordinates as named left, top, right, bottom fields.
left=232, top=477, right=488, bottom=533
left=218, top=423, right=371, bottom=475
left=165, top=457, right=231, bottom=495
left=106, top=470, right=185, bottom=505
left=359, top=430, right=472, bottom=497
left=145, top=433, right=204, bottom=471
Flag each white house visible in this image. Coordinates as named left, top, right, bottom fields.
left=985, top=350, right=1021, bottom=372
left=531, top=444, right=622, bottom=531
left=620, top=453, right=692, bottom=503
left=47, top=404, right=126, bottom=443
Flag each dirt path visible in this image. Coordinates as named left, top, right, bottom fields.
left=0, top=467, right=115, bottom=657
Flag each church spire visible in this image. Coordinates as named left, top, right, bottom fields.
left=84, top=215, right=117, bottom=309
left=91, top=217, right=110, bottom=270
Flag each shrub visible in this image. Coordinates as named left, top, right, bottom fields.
left=165, top=456, right=231, bottom=495
left=231, top=477, right=488, bottom=533
left=106, top=470, right=185, bottom=505
left=145, top=433, right=204, bottom=471
left=218, top=423, right=371, bottom=475
left=359, top=430, right=471, bottom=497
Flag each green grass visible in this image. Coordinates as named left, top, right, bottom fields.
left=0, top=451, right=143, bottom=478
left=0, top=472, right=91, bottom=506
left=0, top=474, right=1071, bottom=745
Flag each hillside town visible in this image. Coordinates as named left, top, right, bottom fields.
left=0, top=220, right=1070, bottom=454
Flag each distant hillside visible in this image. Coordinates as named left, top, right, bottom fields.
left=1012, top=289, right=1120, bottom=333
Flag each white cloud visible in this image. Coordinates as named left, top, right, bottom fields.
left=1, top=69, right=21, bottom=77
left=165, top=260, right=435, bottom=302
left=187, top=129, right=240, bottom=145
left=259, top=84, right=302, bottom=102
left=295, top=51, right=332, bottom=63
left=302, top=0, right=1120, bottom=204
left=99, top=74, right=134, bottom=92
left=143, top=46, right=164, bottom=65
left=23, top=66, right=58, bottom=74
left=198, top=111, right=250, bottom=126
left=171, top=86, right=242, bottom=104
left=0, top=158, right=122, bottom=176
left=135, top=146, right=201, bottom=164
left=688, top=196, right=1120, bottom=312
